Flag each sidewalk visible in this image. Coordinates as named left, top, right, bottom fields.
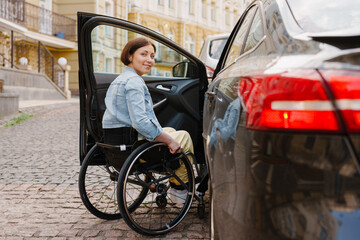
left=19, top=98, right=80, bottom=109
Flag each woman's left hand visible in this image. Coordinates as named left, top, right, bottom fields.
left=168, top=140, right=181, bottom=154
left=155, top=132, right=181, bottom=154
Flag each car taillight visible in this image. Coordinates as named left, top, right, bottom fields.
left=319, top=70, right=360, bottom=133
left=206, top=66, right=214, bottom=79
left=244, top=70, right=340, bottom=132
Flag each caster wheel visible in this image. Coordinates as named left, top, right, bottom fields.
left=156, top=195, right=167, bottom=208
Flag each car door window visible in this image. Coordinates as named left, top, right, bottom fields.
left=223, top=6, right=257, bottom=68
left=243, top=10, right=263, bottom=53
left=91, top=25, right=189, bottom=77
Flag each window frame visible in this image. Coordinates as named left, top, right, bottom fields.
left=221, top=6, right=258, bottom=68
left=214, top=3, right=266, bottom=77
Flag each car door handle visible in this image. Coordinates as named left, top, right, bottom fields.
left=156, top=84, right=172, bottom=91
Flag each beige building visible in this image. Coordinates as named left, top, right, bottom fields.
left=128, top=0, right=242, bottom=56
left=0, top=0, right=245, bottom=94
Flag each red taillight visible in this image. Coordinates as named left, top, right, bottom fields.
left=244, top=70, right=340, bottom=131
left=320, top=70, right=360, bottom=133
left=206, top=66, right=214, bottom=79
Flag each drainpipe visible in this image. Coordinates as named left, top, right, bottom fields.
left=10, top=30, right=13, bottom=68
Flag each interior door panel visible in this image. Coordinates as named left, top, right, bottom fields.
left=93, top=73, right=201, bottom=147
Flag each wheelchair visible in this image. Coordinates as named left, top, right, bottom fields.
left=78, top=127, right=207, bottom=235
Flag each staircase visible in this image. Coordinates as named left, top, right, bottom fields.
left=0, top=32, right=70, bottom=118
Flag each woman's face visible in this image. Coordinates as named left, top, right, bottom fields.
left=128, top=44, right=155, bottom=76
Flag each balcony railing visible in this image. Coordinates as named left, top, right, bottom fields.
left=0, top=29, right=66, bottom=92
left=0, top=0, right=25, bottom=26
left=0, top=0, right=76, bottom=41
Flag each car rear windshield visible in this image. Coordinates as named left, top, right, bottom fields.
left=287, top=0, right=360, bottom=33
left=209, top=38, right=227, bottom=60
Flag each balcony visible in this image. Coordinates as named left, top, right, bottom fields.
left=0, top=0, right=76, bottom=41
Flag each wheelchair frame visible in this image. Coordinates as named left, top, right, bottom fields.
left=78, top=136, right=208, bottom=235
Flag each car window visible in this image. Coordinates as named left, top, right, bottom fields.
left=209, top=38, right=227, bottom=60
left=287, top=0, right=360, bottom=33
left=91, top=25, right=189, bottom=77
left=243, top=10, right=263, bottom=53
left=223, top=6, right=257, bottom=68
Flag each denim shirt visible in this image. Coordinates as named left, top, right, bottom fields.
left=102, top=67, right=163, bottom=141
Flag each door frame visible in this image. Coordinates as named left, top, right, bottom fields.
left=77, top=12, right=208, bottom=161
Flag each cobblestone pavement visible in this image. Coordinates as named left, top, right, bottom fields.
left=0, top=102, right=210, bottom=239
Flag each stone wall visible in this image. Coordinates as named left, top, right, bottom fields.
left=0, top=66, right=66, bottom=100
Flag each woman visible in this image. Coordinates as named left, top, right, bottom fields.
left=102, top=37, right=193, bottom=195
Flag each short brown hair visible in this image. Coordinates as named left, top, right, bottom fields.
left=120, top=37, right=156, bottom=65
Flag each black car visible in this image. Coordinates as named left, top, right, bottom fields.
left=78, top=0, right=360, bottom=239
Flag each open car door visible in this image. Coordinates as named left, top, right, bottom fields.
left=77, top=12, right=207, bottom=164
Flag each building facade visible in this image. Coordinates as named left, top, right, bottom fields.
left=128, top=0, right=243, bottom=56
left=0, top=0, right=248, bottom=93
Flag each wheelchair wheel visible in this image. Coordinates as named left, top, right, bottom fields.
left=117, top=142, right=195, bottom=235
left=79, top=145, right=148, bottom=220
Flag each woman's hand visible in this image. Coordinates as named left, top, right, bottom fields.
left=167, top=139, right=181, bottom=154
left=155, top=132, right=181, bottom=154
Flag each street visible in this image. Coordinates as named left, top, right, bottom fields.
left=0, top=101, right=209, bottom=239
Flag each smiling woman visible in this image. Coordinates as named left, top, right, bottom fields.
left=103, top=37, right=188, bottom=152
left=102, top=36, right=194, bottom=182
left=120, top=38, right=156, bottom=76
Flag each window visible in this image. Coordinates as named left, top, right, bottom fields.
left=91, top=25, right=188, bottom=76
left=168, top=30, right=174, bottom=41
left=243, top=10, right=263, bottom=53
left=202, top=0, right=206, bottom=18
left=189, top=0, right=194, bottom=14
left=39, top=0, right=52, bottom=34
left=223, top=7, right=257, bottom=68
left=105, top=58, right=113, bottom=73
left=155, top=28, right=162, bottom=61
left=225, top=8, right=230, bottom=25
left=158, top=0, right=164, bottom=5
left=211, top=3, right=215, bottom=21
left=105, top=1, right=114, bottom=37
left=233, top=10, right=238, bottom=24
left=168, top=0, right=174, bottom=8
left=209, top=38, right=227, bottom=60
left=186, top=34, right=195, bottom=54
